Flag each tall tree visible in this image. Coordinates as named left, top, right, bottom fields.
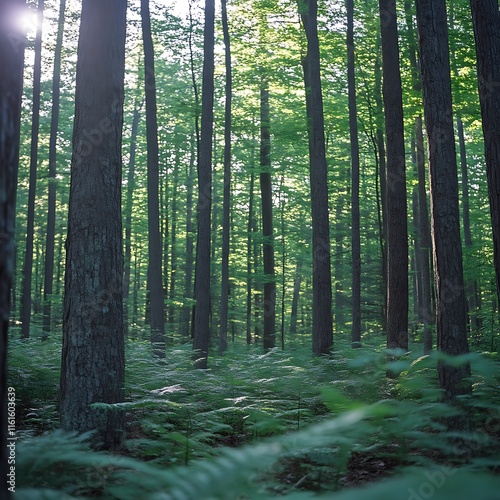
left=20, top=0, right=44, bottom=339
left=470, top=0, right=500, bottom=306
left=0, top=1, right=26, bottom=495
left=123, top=96, right=142, bottom=335
left=347, top=0, right=361, bottom=347
left=42, top=0, right=66, bottom=338
left=141, top=0, right=166, bottom=356
left=60, top=0, right=127, bottom=449
left=219, top=0, right=232, bottom=354
left=415, top=0, right=471, bottom=403
left=415, top=115, right=433, bottom=353
left=379, top=0, right=409, bottom=353
left=299, top=0, right=333, bottom=355
left=259, top=82, right=276, bottom=350
left=193, top=0, right=215, bottom=368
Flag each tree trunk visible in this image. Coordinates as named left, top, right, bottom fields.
left=416, top=0, right=471, bottom=404
left=42, top=0, right=65, bottom=339
left=290, top=258, right=302, bottom=335
left=457, top=115, right=480, bottom=331
left=141, top=0, right=165, bottom=356
left=379, top=0, right=409, bottom=354
left=246, top=169, right=256, bottom=344
left=60, top=0, right=127, bottom=449
left=300, top=0, right=333, bottom=355
left=259, top=84, right=276, bottom=350
left=123, top=97, right=142, bottom=335
left=219, top=0, right=232, bottom=354
left=20, top=0, right=44, bottom=339
left=347, top=0, right=361, bottom=348
left=193, top=0, right=215, bottom=368
left=470, top=0, right=500, bottom=306
left=183, top=137, right=195, bottom=337
left=168, top=150, right=180, bottom=330
left=0, top=2, right=26, bottom=495
left=415, top=115, right=433, bottom=353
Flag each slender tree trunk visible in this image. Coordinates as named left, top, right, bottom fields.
left=0, top=2, right=26, bottom=494
left=280, top=175, right=286, bottom=351
left=347, top=0, right=361, bottom=348
left=290, top=258, right=302, bottom=335
left=300, top=0, right=333, bottom=355
left=334, top=197, right=345, bottom=330
left=457, top=115, right=480, bottom=331
left=20, top=0, right=44, bottom=339
left=416, top=0, right=471, bottom=404
left=60, top=0, right=127, bottom=449
left=183, top=137, right=195, bottom=337
left=42, top=0, right=65, bottom=339
left=141, top=0, right=165, bottom=356
left=246, top=169, right=256, bottom=344
left=193, top=0, right=215, bottom=368
left=168, top=151, right=180, bottom=329
left=374, top=42, right=388, bottom=331
left=219, top=0, right=232, bottom=354
left=416, top=116, right=433, bottom=353
left=123, top=97, right=142, bottom=334
left=379, top=0, right=409, bottom=354
left=259, top=83, right=276, bottom=350
left=470, top=0, right=500, bottom=306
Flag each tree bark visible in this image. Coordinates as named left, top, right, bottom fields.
left=193, top=0, right=215, bottom=368
left=141, top=0, right=165, bottom=356
left=416, top=115, right=433, bottom=353
left=123, top=97, right=142, bottom=335
left=470, top=0, right=500, bottom=307
left=60, top=0, right=127, bottom=449
left=260, top=84, right=276, bottom=350
left=20, top=0, right=44, bottom=339
left=347, top=0, right=361, bottom=348
left=416, top=0, right=471, bottom=403
left=42, top=0, right=65, bottom=339
left=219, top=0, right=232, bottom=354
left=0, top=1, right=26, bottom=495
left=300, top=0, right=333, bottom=355
left=379, top=0, right=409, bottom=354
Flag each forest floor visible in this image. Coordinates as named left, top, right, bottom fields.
left=8, top=327, right=500, bottom=499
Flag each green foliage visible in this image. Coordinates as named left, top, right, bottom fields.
left=11, top=338, right=500, bottom=498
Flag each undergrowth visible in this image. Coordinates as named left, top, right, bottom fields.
left=7, top=330, right=500, bottom=499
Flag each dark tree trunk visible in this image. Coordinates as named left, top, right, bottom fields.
left=374, top=47, right=388, bottom=331
left=193, top=0, right=215, bottom=368
left=141, top=0, right=165, bottom=356
left=123, top=97, right=142, bottom=334
left=457, top=115, right=480, bottom=331
left=60, top=0, right=126, bottom=449
left=168, top=151, right=180, bottom=329
left=182, top=137, right=195, bottom=337
left=0, top=2, right=26, bottom=495
left=334, top=197, right=345, bottom=330
left=300, top=0, right=333, bottom=355
left=347, top=0, right=361, bottom=348
left=246, top=169, right=256, bottom=344
left=416, top=0, right=471, bottom=403
left=42, top=0, right=65, bottom=339
left=20, top=0, right=44, bottom=339
left=416, top=116, right=433, bottom=353
left=470, top=0, right=500, bottom=306
left=259, top=84, right=276, bottom=350
left=290, top=258, right=302, bottom=335
left=219, top=0, right=232, bottom=354
left=379, top=0, right=409, bottom=353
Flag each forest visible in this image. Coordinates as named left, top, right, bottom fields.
left=1, top=0, right=500, bottom=498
